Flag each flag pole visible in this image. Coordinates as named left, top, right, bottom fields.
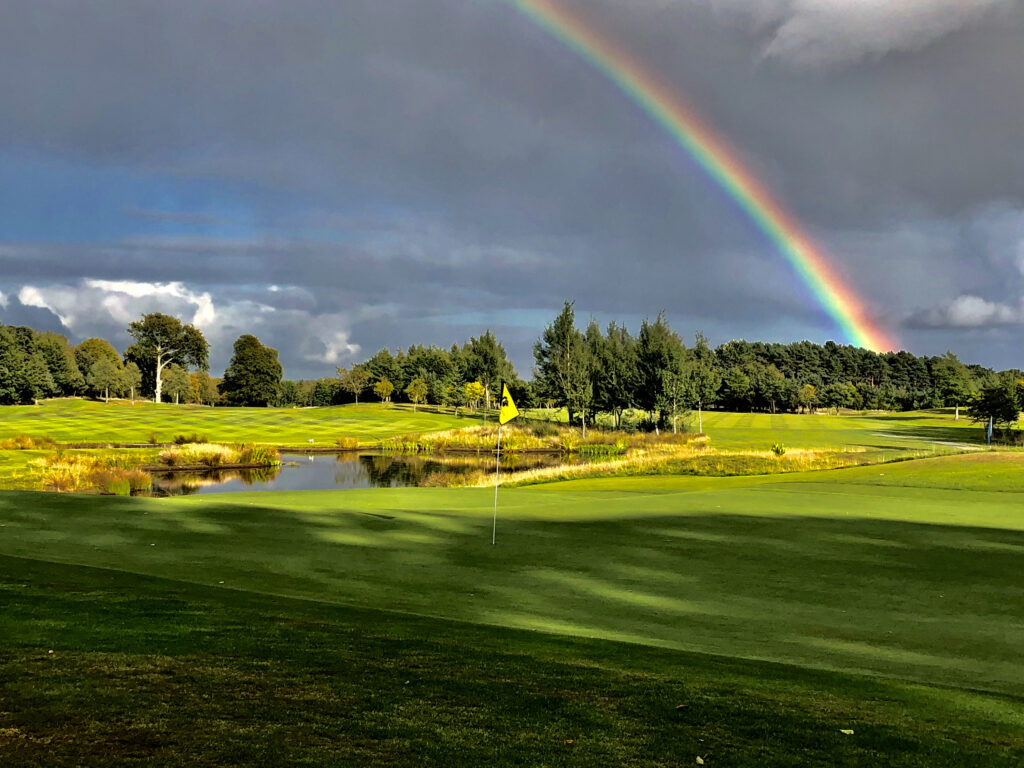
left=492, top=420, right=501, bottom=545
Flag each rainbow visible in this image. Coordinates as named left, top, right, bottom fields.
left=508, top=0, right=895, bottom=352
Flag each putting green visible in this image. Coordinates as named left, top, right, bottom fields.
left=3, top=451, right=1023, bottom=698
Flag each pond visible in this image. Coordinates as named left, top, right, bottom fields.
left=148, top=452, right=574, bottom=496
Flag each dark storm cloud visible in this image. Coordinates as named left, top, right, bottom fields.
left=1, top=0, right=1023, bottom=375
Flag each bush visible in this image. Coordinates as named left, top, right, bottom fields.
left=771, top=442, right=787, bottom=456
left=336, top=436, right=360, bottom=450
left=147, top=432, right=160, bottom=445
left=174, top=433, right=208, bottom=445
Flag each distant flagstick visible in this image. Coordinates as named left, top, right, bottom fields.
left=492, top=422, right=501, bottom=545
left=493, top=383, right=520, bottom=545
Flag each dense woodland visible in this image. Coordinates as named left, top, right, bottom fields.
left=1, top=303, right=1022, bottom=429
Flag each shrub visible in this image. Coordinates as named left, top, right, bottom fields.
left=771, top=442, right=787, bottom=456
left=336, top=436, right=360, bottom=450
left=147, top=432, right=160, bottom=445
left=174, top=433, right=208, bottom=445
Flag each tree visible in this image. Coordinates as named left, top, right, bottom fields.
left=219, top=334, right=283, bottom=407
left=533, top=302, right=593, bottom=435
left=684, top=333, right=722, bottom=433
left=374, top=378, right=394, bottom=404
left=338, top=365, right=372, bottom=404
left=591, top=322, right=639, bottom=429
left=968, top=375, right=1021, bottom=435
left=277, top=380, right=300, bottom=407
left=162, top=364, right=192, bottom=405
left=463, top=380, right=485, bottom=409
left=35, top=333, right=84, bottom=396
left=405, top=377, right=429, bottom=410
left=88, top=358, right=122, bottom=403
left=190, top=370, right=220, bottom=406
left=125, top=313, right=209, bottom=403
left=23, top=352, right=57, bottom=403
left=0, top=326, right=28, bottom=404
left=462, top=330, right=516, bottom=410
left=660, top=367, right=688, bottom=434
left=819, top=381, right=857, bottom=415
left=121, top=362, right=142, bottom=404
left=721, top=367, right=753, bottom=411
left=932, top=351, right=973, bottom=421
left=74, top=338, right=121, bottom=383
left=797, top=383, right=817, bottom=414
left=635, top=313, right=686, bottom=430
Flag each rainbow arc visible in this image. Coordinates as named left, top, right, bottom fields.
left=510, top=0, right=895, bottom=352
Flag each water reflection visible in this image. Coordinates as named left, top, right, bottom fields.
left=148, top=452, right=570, bottom=496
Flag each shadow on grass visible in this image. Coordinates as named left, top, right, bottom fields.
left=2, top=553, right=1024, bottom=768
left=1, top=490, right=1023, bottom=701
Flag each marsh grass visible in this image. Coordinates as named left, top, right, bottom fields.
left=29, top=452, right=155, bottom=494
left=0, top=435, right=57, bottom=450
left=381, top=424, right=706, bottom=455
left=158, top=443, right=280, bottom=468
left=494, top=445, right=938, bottom=487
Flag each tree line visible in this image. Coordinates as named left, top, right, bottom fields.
left=1, top=307, right=1021, bottom=430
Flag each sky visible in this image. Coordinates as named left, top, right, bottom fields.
left=1, top=0, right=1023, bottom=378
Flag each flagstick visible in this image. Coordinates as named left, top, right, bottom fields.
left=492, top=422, right=501, bottom=545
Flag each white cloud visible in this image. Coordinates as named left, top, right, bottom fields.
left=910, top=294, right=1024, bottom=328
left=18, top=285, right=75, bottom=326
left=0, top=290, right=7, bottom=309
left=84, top=280, right=216, bottom=328
left=11, top=278, right=361, bottom=373
left=1017, top=241, right=1024, bottom=277
left=707, top=0, right=1007, bottom=67
left=304, top=322, right=361, bottom=364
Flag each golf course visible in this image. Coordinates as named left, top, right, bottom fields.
left=2, top=401, right=1023, bottom=766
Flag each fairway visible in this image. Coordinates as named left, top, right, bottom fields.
left=0, top=399, right=476, bottom=445
left=528, top=407, right=987, bottom=452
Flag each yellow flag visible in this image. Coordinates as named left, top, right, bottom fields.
left=498, top=384, right=520, bottom=425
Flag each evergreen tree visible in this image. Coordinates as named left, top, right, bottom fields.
left=636, top=313, right=686, bottom=428
left=533, top=302, right=593, bottom=434
left=684, top=333, right=722, bottom=433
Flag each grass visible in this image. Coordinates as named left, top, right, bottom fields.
left=2, top=454, right=1024, bottom=697
left=527, top=407, right=989, bottom=451
left=2, top=405, right=1022, bottom=763
left=6, top=558, right=1024, bottom=767
left=0, top=399, right=479, bottom=446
